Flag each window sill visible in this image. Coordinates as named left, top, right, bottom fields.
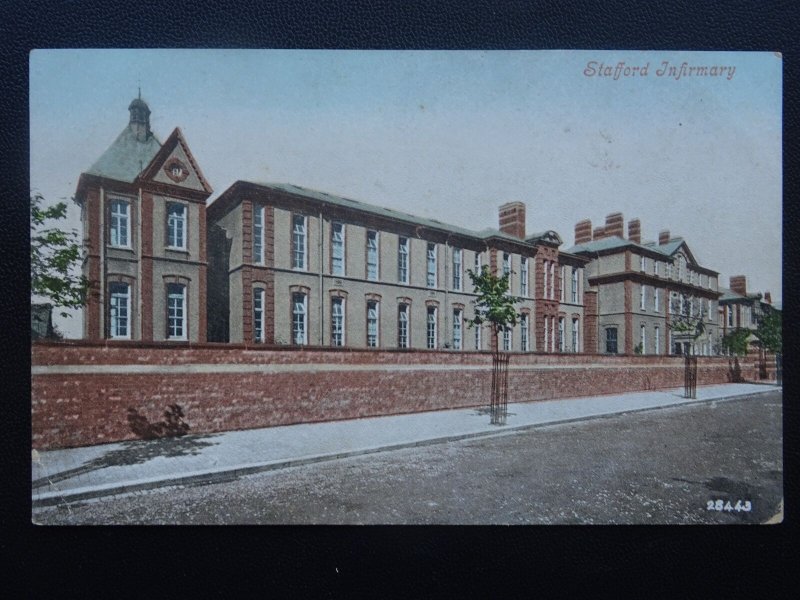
left=166, top=247, right=190, bottom=253
left=107, top=245, right=134, bottom=252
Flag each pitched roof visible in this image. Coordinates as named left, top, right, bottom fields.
left=85, top=125, right=162, bottom=183
left=237, top=182, right=543, bottom=245
left=565, top=235, right=664, bottom=256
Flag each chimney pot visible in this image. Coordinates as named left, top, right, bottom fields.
left=658, top=230, right=670, bottom=245
left=604, top=212, right=624, bottom=238
left=627, top=218, right=641, bottom=244
left=730, top=275, right=747, bottom=296
left=574, top=219, right=592, bottom=245
left=498, top=201, right=526, bottom=239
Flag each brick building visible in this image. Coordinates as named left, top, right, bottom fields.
left=566, top=213, right=721, bottom=355
left=718, top=275, right=779, bottom=350
left=206, top=184, right=591, bottom=353
left=74, top=96, right=213, bottom=342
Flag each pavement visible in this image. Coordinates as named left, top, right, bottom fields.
left=31, top=382, right=779, bottom=508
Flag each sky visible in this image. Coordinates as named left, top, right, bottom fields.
left=30, top=50, right=782, bottom=338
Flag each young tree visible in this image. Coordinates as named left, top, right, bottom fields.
left=466, top=264, right=522, bottom=424
left=755, top=309, right=781, bottom=354
left=721, top=328, right=751, bottom=356
left=30, top=192, right=89, bottom=318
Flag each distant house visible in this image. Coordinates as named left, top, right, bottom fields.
left=31, top=303, right=56, bottom=340
left=718, top=275, right=780, bottom=352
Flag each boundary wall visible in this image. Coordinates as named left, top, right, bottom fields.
left=32, top=341, right=766, bottom=450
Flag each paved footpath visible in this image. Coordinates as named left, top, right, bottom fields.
left=32, top=382, right=778, bottom=507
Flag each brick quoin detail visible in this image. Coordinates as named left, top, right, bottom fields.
left=583, top=290, right=598, bottom=354
left=32, top=342, right=748, bottom=450
left=624, top=279, right=633, bottom=354
left=141, top=191, right=154, bottom=340
left=85, top=188, right=102, bottom=340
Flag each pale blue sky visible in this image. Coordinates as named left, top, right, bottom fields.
left=30, top=50, right=782, bottom=337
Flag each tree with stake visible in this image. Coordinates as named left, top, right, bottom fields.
left=466, top=264, right=522, bottom=425
left=30, top=192, right=89, bottom=322
left=754, top=307, right=781, bottom=379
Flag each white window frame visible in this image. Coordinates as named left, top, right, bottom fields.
left=560, top=266, right=566, bottom=302
left=727, top=306, right=734, bottom=327
left=331, top=222, right=345, bottom=276
left=331, top=297, right=345, bottom=347
left=452, top=248, right=462, bottom=291
left=640, top=255, right=646, bottom=272
left=572, top=318, right=579, bottom=353
left=292, top=292, right=308, bottom=345
left=640, top=285, right=647, bottom=311
left=544, top=316, right=549, bottom=352
left=520, top=257, right=528, bottom=297
left=654, top=326, right=660, bottom=355
left=426, top=243, right=437, bottom=288
left=292, top=214, right=307, bottom=271
left=654, top=287, right=660, bottom=312
left=502, top=326, right=511, bottom=352
left=521, top=313, right=529, bottom=351
left=253, top=287, right=266, bottom=342
left=558, top=317, right=565, bottom=352
left=549, top=262, right=555, bottom=299
left=474, top=322, right=482, bottom=351
left=474, top=251, right=482, bottom=273
left=543, top=261, right=549, bottom=300
left=640, top=325, right=646, bottom=354
left=253, top=204, right=265, bottom=264
left=366, top=230, right=379, bottom=281
left=167, top=202, right=187, bottom=250
left=167, top=283, right=187, bottom=340
left=571, top=268, right=578, bottom=303
left=398, top=237, right=409, bottom=284
left=366, top=300, right=379, bottom=347
left=654, top=261, right=659, bottom=277
left=426, top=306, right=437, bottom=349
left=109, top=199, right=131, bottom=248
left=452, top=308, right=462, bottom=350
left=109, top=282, right=131, bottom=339
left=398, top=304, right=409, bottom=349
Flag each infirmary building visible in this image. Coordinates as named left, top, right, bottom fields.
left=77, top=98, right=738, bottom=356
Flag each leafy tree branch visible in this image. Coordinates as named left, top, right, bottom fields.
left=31, top=192, right=89, bottom=317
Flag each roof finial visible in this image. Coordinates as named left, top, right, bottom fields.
left=138, top=83, right=141, bottom=100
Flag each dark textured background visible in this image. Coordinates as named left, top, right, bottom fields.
left=3, top=0, right=798, bottom=595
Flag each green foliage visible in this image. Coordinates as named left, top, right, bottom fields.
left=721, top=328, right=751, bottom=356
left=466, top=265, right=522, bottom=351
left=755, top=309, right=781, bottom=353
left=633, top=343, right=643, bottom=355
left=30, top=193, right=89, bottom=317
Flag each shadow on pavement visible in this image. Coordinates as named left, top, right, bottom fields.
left=32, top=433, right=221, bottom=490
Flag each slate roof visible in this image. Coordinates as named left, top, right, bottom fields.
left=565, top=235, right=667, bottom=256
left=85, top=125, right=162, bottom=183
left=242, top=182, right=548, bottom=245
left=643, top=237, right=685, bottom=256
left=718, top=287, right=762, bottom=303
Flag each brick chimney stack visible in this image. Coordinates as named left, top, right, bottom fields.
left=730, top=275, right=747, bottom=296
left=658, top=230, right=670, bottom=245
left=764, top=291, right=772, bottom=304
left=627, top=218, right=641, bottom=244
left=498, top=202, right=526, bottom=239
left=575, top=219, right=592, bottom=245
left=604, top=212, right=624, bottom=239
left=593, top=225, right=606, bottom=240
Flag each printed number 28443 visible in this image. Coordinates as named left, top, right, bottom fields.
left=707, top=499, right=751, bottom=512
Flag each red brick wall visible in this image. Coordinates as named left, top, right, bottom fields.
left=32, top=341, right=751, bottom=450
